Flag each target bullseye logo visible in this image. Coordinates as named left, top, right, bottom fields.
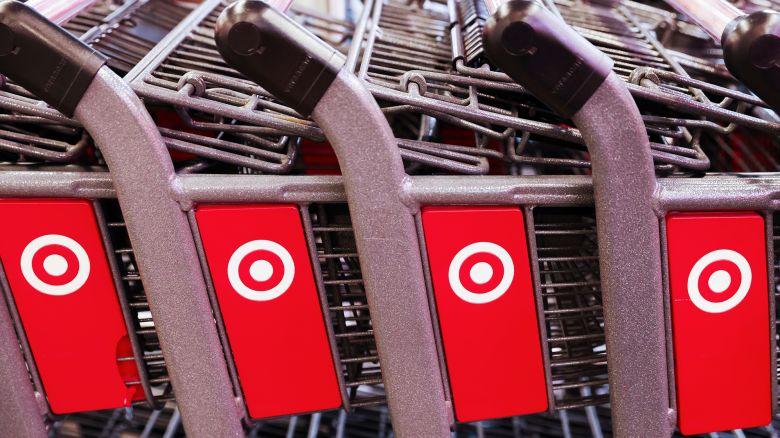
left=20, top=234, right=91, bottom=296
left=687, top=249, right=752, bottom=314
left=227, top=239, right=295, bottom=302
left=448, top=242, right=515, bottom=304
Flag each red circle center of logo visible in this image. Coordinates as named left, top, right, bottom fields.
left=237, top=249, right=286, bottom=291
left=697, top=259, right=742, bottom=304
left=458, top=252, right=505, bottom=294
left=31, top=244, right=80, bottom=286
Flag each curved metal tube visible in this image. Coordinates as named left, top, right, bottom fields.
left=571, top=73, right=670, bottom=437
left=74, top=68, right=244, bottom=438
left=312, top=69, right=452, bottom=438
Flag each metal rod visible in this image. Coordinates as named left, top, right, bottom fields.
left=663, top=0, right=743, bottom=41
left=25, top=0, right=99, bottom=24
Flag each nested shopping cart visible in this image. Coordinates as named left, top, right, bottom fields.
left=212, top=0, right=780, bottom=436
left=123, top=0, right=438, bottom=433
left=0, top=1, right=416, bottom=436
left=0, top=1, right=234, bottom=436
left=2, top=0, right=780, bottom=436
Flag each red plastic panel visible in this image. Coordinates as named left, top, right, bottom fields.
left=0, top=199, right=142, bottom=414
left=667, top=212, right=771, bottom=435
left=196, top=204, right=341, bottom=419
left=422, top=206, right=547, bottom=422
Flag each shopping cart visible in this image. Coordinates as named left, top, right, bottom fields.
left=2, top=0, right=779, bottom=436
left=213, top=0, right=780, bottom=436
left=0, top=1, right=415, bottom=435
left=124, top=0, right=447, bottom=434
left=0, top=1, right=242, bottom=436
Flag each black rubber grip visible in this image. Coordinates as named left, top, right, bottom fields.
left=214, top=0, right=345, bottom=116
left=722, top=11, right=780, bottom=113
left=0, top=1, right=106, bottom=117
left=482, top=0, right=613, bottom=118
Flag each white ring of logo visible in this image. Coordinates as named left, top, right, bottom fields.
left=227, top=240, right=295, bottom=302
left=20, top=234, right=91, bottom=296
left=448, top=242, right=514, bottom=304
left=687, top=249, right=752, bottom=314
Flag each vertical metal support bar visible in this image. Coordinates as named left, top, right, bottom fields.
left=523, top=205, right=556, bottom=412
left=185, top=211, right=247, bottom=416
left=0, top=262, right=47, bottom=437
left=766, top=212, right=777, bottom=416
left=658, top=217, right=678, bottom=423
left=312, top=70, right=451, bottom=437
left=571, top=73, right=670, bottom=437
left=74, top=67, right=243, bottom=437
left=413, top=213, right=453, bottom=406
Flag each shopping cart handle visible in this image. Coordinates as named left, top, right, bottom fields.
left=0, top=0, right=106, bottom=116
left=662, top=0, right=780, bottom=113
left=214, top=0, right=345, bottom=116
left=722, top=11, right=780, bottom=113
left=481, top=0, right=613, bottom=118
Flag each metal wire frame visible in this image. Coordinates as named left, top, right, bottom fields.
left=61, top=0, right=124, bottom=37
left=128, top=0, right=480, bottom=175
left=351, top=0, right=780, bottom=174
left=99, top=199, right=175, bottom=407
left=116, top=0, right=780, bottom=177
left=81, top=0, right=197, bottom=75
left=533, top=208, right=609, bottom=411
left=308, top=204, right=386, bottom=409
left=2, top=0, right=778, bottom=176
left=54, top=405, right=392, bottom=438
left=0, top=0, right=194, bottom=165
left=52, top=401, right=780, bottom=437
left=129, top=1, right=320, bottom=173
left=349, top=0, right=695, bottom=172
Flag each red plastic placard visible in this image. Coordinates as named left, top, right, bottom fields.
left=196, top=204, right=341, bottom=419
left=667, top=212, right=771, bottom=435
left=422, top=206, right=547, bottom=422
left=0, top=199, right=142, bottom=414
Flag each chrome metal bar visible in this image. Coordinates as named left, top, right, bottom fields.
left=663, top=0, right=743, bottom=40
left=26, top=0, right=99, bottom=24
